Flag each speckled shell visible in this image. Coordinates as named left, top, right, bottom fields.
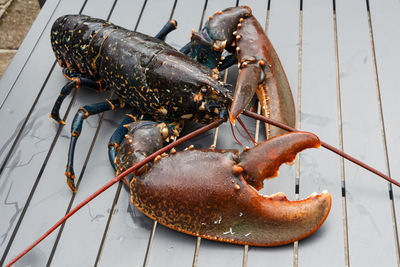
left=51, top=15, right=230, bottom=123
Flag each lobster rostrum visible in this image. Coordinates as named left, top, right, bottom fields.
left=49, top=6, right=330, bottom=247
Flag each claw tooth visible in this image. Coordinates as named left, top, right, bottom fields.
left=265, top=192, right=287, bottom=201
left=170, top=148, right=176, bottom=154
left=310, top=192, right=318, bottom=197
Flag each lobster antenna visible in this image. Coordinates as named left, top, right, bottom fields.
left=5, top=119, right=224, bottom=267
left=233, top=122, right=246, bottom=139
left=243, top=110, right=400, bottom=188
left=236, top=116, right=257, bottom=145
left=229, top=119, right=243, bottom=146
left=225, top=106, right=243, bottom=146
left=234, top=122, right=248, bottom=141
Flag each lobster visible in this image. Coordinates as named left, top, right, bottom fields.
left=46, top=6, right=331, bottom=247
left=7, top=6, right=400, bottom=265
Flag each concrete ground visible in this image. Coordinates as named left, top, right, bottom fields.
left=0, top=0, right=40, bottom=78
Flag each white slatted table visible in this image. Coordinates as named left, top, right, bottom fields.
left=1, top=0, right=399, bottom=266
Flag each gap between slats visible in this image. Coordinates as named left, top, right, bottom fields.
left=365, top=0, right=400, bottom=264
left=292, top=0, right=303, bottom=266
left=332, top=1, right=350, bottom=265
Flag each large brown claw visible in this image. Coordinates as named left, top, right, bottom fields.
left=130, top=132, right=331, bottom=246
left=232, top=14, right=295, bottom=137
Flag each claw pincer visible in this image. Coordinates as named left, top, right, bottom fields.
left=128, top=132, right=331, bottom=246
left=194, top=6, right=296, bottom=136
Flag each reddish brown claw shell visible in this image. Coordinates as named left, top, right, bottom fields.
left=130, top=132, right=331, bottom=246
left=231, top=13, right=295, bottom=138
left=229, top=64, right=261, bottom=124
left=239, top=131, right=321, bottom=190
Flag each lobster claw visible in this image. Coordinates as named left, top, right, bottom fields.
left=231, top=12, right=295, bottom=138
left=131, top=132, right=331, bottom=246
left=202, top=6, right=295, bottom=137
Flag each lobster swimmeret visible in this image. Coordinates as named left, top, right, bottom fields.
left=49, top=6, right=331, bottom=246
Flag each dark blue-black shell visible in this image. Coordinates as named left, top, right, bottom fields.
left=51, top=15, right=231, bottom=124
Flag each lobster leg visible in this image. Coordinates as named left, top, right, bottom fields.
left=50, top=76, right=101, bottom=124
left=154, top=20, right=177, bottom=41
left=108, top=110, right=140, bottom=172
left=66, top=99, right=123, bottom=192
left=179, top=42, right=191, bottom=55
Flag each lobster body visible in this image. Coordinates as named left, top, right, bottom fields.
left=51, top=15, right=229, bottom=124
